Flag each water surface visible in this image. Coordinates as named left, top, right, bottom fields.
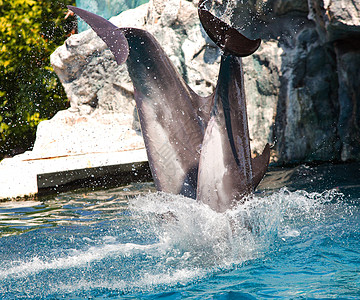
left=0, top=163, right=359, bottom=299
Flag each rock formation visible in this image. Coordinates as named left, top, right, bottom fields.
left=250, top=0, right=360, bottom=163
left=50, top=0, right=360, bottom=164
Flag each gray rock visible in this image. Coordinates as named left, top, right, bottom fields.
left=308, top=0, right=360, bottom=42
left=276, top=0, right=360, bottom=163
left=335, top=42, right=360, bottom=161
left=229, top=0, right=359, bottom=163
left=274, top=26, right=342, bottom=163
left=243, top=40, right=283, bottom=156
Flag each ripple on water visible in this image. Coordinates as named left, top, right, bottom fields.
left=0, top=165, right=359, bottom=298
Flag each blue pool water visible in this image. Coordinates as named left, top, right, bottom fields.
left=0, top=163, right=359, bottom=299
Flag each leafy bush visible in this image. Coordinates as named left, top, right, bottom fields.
left=0, top=0, right=76, bottom=160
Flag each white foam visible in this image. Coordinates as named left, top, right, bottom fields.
left=0, top=188, right=346, bottom=296
left=0, top=241, right=161, bottom=280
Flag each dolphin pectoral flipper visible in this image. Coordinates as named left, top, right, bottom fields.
left=69, top=6, right=212, bottom=198
left=251, top=143, right=270, bottom=189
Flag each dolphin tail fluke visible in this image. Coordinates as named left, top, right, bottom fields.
left=251, top=143, right=270, bottom=189
left=198, top=2, right=261, bottom=57
left=67, top=5, right=129, bottom=65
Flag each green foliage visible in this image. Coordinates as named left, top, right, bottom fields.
left=0, top=0, right=76, bottom=159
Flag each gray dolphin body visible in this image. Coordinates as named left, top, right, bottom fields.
left=68, top=2, right=270, bottom=212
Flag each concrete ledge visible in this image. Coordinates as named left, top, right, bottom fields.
left=0, top=149, right=148, bottom=200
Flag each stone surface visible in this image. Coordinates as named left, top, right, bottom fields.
left=276, top=0, right=360, bottom=163
left=0, top=148, right=148, bottom=199
left=308, top=0, right=360, bottom=42
left=0, top=103, right=147, bottom=200
left=33, top=110, right=144, bottom=156
left=227, top=0, right=360, bottom=163
left=334, top=41, right=360, bottom=161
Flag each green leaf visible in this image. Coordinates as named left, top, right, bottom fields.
left=0, top=0, right=76, bottom=159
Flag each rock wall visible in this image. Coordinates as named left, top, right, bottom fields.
left=259, top=0, right=360, bottom=163
left=50, top=0, right=360, bottom=165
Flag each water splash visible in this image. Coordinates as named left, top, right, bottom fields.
left=0, top=187, right=355, bottom=298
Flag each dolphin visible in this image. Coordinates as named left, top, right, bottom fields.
left=67, top=1, right=270, bottom=212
